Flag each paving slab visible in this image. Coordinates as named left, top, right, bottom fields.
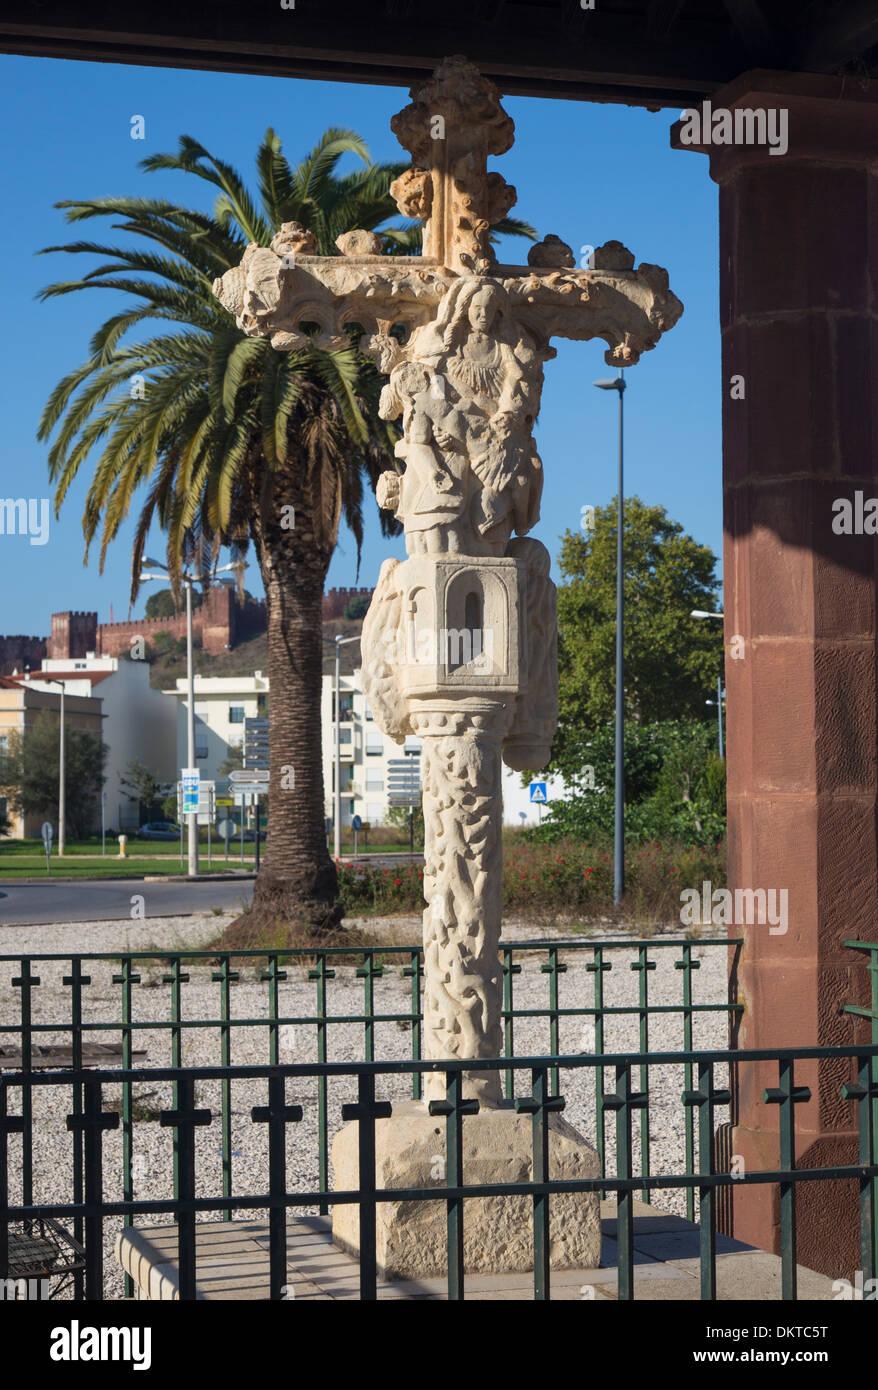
left=670, top=1251, right=837, bottom=1301
left=116, top=1208, right=837, bottom=1301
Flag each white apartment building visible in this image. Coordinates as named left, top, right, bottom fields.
left=161, top=666, right=561, bottom=828
left=320, top=669, right=422, bottom=827
left=22, top=653, right=176, bottom=829
left=319, top=668, right=561, bottom=828
left=164, top=671, right=269, bottom=781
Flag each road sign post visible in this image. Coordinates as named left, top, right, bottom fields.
left=40, top=821, right=53, bottom=875
left=352, top=813, right=362, bottom=856
left=243, top=717, right=269, bottom=770
left=529, top=780, right=548, bottom=825
left=229, top=769, right=268, bottom=871
left=387, top=758, right=421, bottom=852
left=218, top=818, right=234, bottom=862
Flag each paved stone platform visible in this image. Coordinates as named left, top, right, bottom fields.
left=116, top=1201, right=838, bottom=1300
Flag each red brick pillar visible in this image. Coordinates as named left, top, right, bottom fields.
left=675, top=73, right=877, bottom=1278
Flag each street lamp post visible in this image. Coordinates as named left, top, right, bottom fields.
left=184, top=576, right=197, bottom=876
left=141, top=558, right=242, bottom=877
left=691, top=610, right=725, bottom=759
left=594, top=371, right=626, bottom=906
left=706, top=677, right=725, bottom=758
left=44, top=680, right=66, bottom=856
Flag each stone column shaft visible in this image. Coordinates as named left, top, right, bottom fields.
left=421, top=728, right=505, bottom=1104
left=677, top=72, right=878, bottom=1278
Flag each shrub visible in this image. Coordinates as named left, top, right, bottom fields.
left=335, top=835, right=726, bottom=928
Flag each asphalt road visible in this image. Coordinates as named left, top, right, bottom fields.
left=0, top=854, right=424, bottom=925
left=0, top=876, right=255, bottom=926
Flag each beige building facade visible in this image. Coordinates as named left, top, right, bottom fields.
left=0, top=678, right=104, bottom=838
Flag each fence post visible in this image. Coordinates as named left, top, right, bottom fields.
left=11, top=959, right=38, bottom=1209
left=341, top=1071, right=391, bottom=1301
left=603, top=1063, right=648, bottom=1300
left=682, top=1059, right=731, bottom=1300
left=429, top=1071, right=478, bottom=1301
left=211, top=956, right=239, bottom=1221
left=356, top=954, right=384, bottom=1063
left=586, top=950, right=612, bottom=1186
left=0, top=1080, right=24, bottom=1283
left=675, top=945, right=700, bottom=1222
left=112, top=956, right=141, bottom=1298
left=251, top=1072, right=303, bottom=1299
left=842, top=1052, right=878, bottom=1288
left=308, top=956, right=335, bottom=1215
left=66, top=1076, right=119, bottom=1299
left=502, top=949, right=521, bottom=1100
left=763, top=1058, right=810, bottom=1302
left=516, top=1066, right=566, bottom=1301
left=160, top=1075, right=211, bottom=1300
left=631, top=947, right=656, bottom=1200
left=63, top=957, right=90, bottom=1298
left=402, top=951, right=424, bottom=1100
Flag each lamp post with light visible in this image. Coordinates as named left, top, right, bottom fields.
left=691, top=609, right=725, bottom=758
left=42, top=679, right=66, bottom=856
left=594, top=370, right=626, bottom=906
left=140, top=559, right=243, bottom=877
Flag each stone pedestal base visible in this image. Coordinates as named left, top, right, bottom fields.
left=332, top=1100, right=601, bottom=1278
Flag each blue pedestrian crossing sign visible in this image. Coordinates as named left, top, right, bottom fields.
left=529, top=781, right=548, bottom=803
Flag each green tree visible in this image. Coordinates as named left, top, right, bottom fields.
left=217, top=744, right=246, bottom=777
left=386, top=802, right=424, bottom=845
left=119, top=758, right=165, bottom=821
left=144, top=587, right=202, bottom=620
left=553, top=497, right=722, bottom=778
left=539, top=720, right=725, bottom=847
left=38, top=127, right=533, bottom=935
left=342, top=594, right=371, bottom=620
left=1, top=713, right=106, bottom=839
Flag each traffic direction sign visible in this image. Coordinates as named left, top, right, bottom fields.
left=243, top=717, right=269, bottom=770
left=387, top=758, right=421, bottom=807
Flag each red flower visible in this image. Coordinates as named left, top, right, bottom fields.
left=393, top=878, right=402, bottom=886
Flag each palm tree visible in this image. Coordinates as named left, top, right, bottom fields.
left=38, top=128, right=535, bottom=938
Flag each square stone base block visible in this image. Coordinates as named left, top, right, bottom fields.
left=332, top=1100, right=601, bottom=1279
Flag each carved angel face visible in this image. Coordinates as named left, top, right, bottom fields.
left=468, top=286, right=500, bottom=334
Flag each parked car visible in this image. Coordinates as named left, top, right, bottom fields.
left=137, top=821, right=181, bottom=840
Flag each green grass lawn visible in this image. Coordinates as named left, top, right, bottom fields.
left=1, top=837, right=415, bottom=860
left=0, top=855, right=246, bottom=878
left=0, top=837, right=419, bottom=880
left=1, top=838, right=184, bottom=857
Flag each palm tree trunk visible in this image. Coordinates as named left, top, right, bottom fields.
left=245, top=557, right=342, bottom=935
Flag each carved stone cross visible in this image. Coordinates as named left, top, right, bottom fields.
left=215, top=54, right=682, bottom=1106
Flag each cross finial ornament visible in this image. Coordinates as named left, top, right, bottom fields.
left=214, top=55, right=683, bottom=1104
left=389, top=54, right=517, bottom=273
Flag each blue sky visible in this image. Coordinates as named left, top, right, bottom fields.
left=0, top=55, right=722, bottom=635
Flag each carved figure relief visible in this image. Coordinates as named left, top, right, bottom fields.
left=213, top=54, right=682, bottom=1100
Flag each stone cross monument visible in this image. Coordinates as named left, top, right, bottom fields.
left=215, top=54, right=682, bottom=1276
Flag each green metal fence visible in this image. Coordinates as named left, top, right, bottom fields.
left=0, top=938, right=742, bottom=1265
left=1, top=1044, right=875, bottom=1301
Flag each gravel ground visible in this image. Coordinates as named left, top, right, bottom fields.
left=1, top=913, right=731, bottom=1299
